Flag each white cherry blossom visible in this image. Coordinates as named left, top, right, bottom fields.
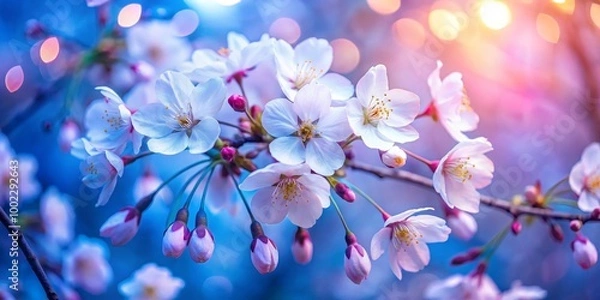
left=119, top=263, right=184, bottom=300
left=63, top=237, right=113, bottom=295
left=273, top=37, right=353, bottom=103
left=80, top=150, right=124, bottom=206
left=127, top=21, right=191, bottom=72
left=569, top=143, right=600, bottom=212
left=433, top=137, right=494, bottom=213
left=370, top=207, right=450, bottom=280
left=261, top=83, right=351, bottom=175
left=239, top=163, right=330, bottom=228
left=131, top=71, right=226, bottom=155
left=346, top=65, right=420, bottom=151
left=427, top=60, right=479, bottom=142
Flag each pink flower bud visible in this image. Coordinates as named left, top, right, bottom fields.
left=130, top=61, right=155, bottom=82
left=292, top=228, right=313, bottom=265
left=228, top=94, right=247, bottom=112
left=572, top=234, right=598, bottom=269
left=446, top=210, right=477, bottom=240
left=344, top=242, right=371, bottom=284
left=250, top=105, right=262, bottom=119
left=450, top=247, right=482, bottom=265
left=592, top=208, right=600, bottom=219
left=570, top=220, right=583, bottom=232
left=250, top=235, right=279, bottom=274
left=334, top=183, right=356, bottom=203
left=511, top=220, right=522, bottom=235
left=220, top=146, right=237, bottom=162
left=379, top=146, right=407, bottom=168
left=58, top=120, right=80, bottom=152
left=239, top=118, right=252, bottom=133
left=189, top=226, right=215, bottom=263
left=99, top=207, right=140, bottom=246
left=524, top=185, right=541, bottom=205
left=550, top=224, right=564, bottom=242
left=162, top=221, right=190, bottom=258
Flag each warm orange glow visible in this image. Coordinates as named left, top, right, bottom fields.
left=553, top=0, right=574, bottom=14
left=269, top=18, right=301, bottom=44
left=479, top=0, right=512, bottom=30
left=367, top=0, right=401, bottom=15
left=330, top=38, right=360, bottom=74
left=392, top=18, right=426, bottom=50
left=118, top=3, right=142, bottom=28
left=172, top=9, right=199, bottom=37
left=5, top=65, right=24, bottom=93
left=536, top=13, right=560, bottom=44
left=429, top=9, right=461, bottom=41
left=40, top=37, right=60, bottom=63
left=591, top=4, right=600, bottom=28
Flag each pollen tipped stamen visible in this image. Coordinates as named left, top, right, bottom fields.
left=446, top=157, right=475, bottom=183
left=298, top=122, right=316, bottom=143
left=293, top=60, right=323, bottom=90
left=587, top=175, right=600, bottom=192
left=365, top=94, right=393, bottom=124
left=392, top=224, right=422, bottom=249
left=273, top=177, right=303, bottom=203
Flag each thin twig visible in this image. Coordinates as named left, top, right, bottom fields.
left=0, top=207, right=59, bottom=299
left=345, top=160, right=598, bottom=223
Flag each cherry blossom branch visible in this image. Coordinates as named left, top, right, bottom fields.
left=345, top=160, right=600, bottom=223
left=0, top=207, right=59, bottom=300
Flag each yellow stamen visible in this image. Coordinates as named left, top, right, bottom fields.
left=392, top=224, right=422, bottom=248
left=587, top=175, right=600, bottom=192
left=143, top=285, right=157, bottom=298
left=218, top=47, right=231, bottom=57
left=446, top=157, right=474, bottom=183
left=273, top=176, right=302, bottom=204
left=364, top=94, right=393, bottom=125
left=298, top=122, right=315, bottom=142
left=293, top=60, right=323, bottom=90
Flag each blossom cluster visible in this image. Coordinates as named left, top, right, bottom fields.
left=58, top=15, right=600, bottom=299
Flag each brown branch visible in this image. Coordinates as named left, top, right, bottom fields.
left=0, top=207, right=59, bottom=300
left=345, top=160, right=598, bottom=223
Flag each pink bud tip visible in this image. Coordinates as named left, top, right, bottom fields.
left=550, top=224, right=564, bottom=242
left=250, top=105, right=262, bottom=118
left=220, top=146, right=236, bottom=162
left=228, top=94, right=247, bottom=112
left=334, top=183, right=355, bottom=203
left=591, top=208, right=600, bottom=219
left=511, top=220, right=522, bottom=235
left=428, top=160, right=440, bottom=172
left=570, top=220, right=583, bottom=232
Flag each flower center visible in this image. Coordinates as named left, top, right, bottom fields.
left=86, top=162, right=98, bottom=175
left=148, top=45, right=164, bottom=63
left=177, top=114, right=194, bottom=129
left=445, top=157, right=474, bottom=183
left=293, top=60, right=322, bottom=90
left=298, top=122, right=316, bottom=142
left=143, top=285, right=157, bottom=298
left=274, top=176, right=301, bottom=202
left=392, top=224, right=422, bottom=248
left=586, top=175, right=600, bottom=192
left=364, top=94, right=393, bottom=124
left=460, top=88, right=473, bottom=112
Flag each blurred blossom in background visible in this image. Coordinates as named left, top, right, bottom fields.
left=0, top=0, right=599, bottom=299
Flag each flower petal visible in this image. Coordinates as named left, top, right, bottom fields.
left=269, top=136, right=306, bottom=165
left=293, top=38, right=332, bottom=75
left=188, top=118, right=220, bottom=154
left=370, top=227, right=391, bottom=260
left=384, top=88, right=420, bottom=127
left=131, top=103, right=177, bottom=138
left=156, top=71, right=194, bottom=110
left=377, top=123, right=419, bottom=144
left=287, top=188, right=324, bottom=228
left=316, top=107, right=351, bottom=141
left=319, top=73, right=354, bottom=101
left=250, top=186, right=288, bottom=224
left=262, top=98, right=298, bottom=137
left=293, top=83, right=331, bottom=122
left=305, top=138, right=345, bottom=176
left=356, top=65, right=388, bottom=105
left=408, top=215, right=451, bottom=243
left=395, top=239, right=430, bottom=273
left=147, top=132, right=188, bottom=155
left=97, top=177, right=117, bottom=206
left=384, top=207, right=434, bottom=227
left=190, top=78, right=226, bottom=118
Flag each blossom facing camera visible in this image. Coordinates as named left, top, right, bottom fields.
left=344, top=234, right=371, bottom=284
left=426, top=60, right=479, bottom=142
left=63, top=238, right=113, bottom=295
left=261, top=83, right=351, bottom=175
left=346, top=65, right=420, bottom=151
left=119, top=263, right=184, bottom=300
left=250, top=235, right=279, bottom=274
left=99, top=207, right=140, bottom=246
left=432, top=137, right=494, bottom=213
left=380, top=146, right=407, bottom=168
left=371, top=207, right=450, bottom=280
left=131, top=71, right=226, bottom=155
left=162, top=220, right=191, bottom=258
left=240, top=163, right=330, bottom=228
left=292, top=228, right=313, bottom=265
left=188, top=225, right=215, bottom=263
left=569, top=143, right=600, bottom=212
left=572, top=234, right=598, bottom=269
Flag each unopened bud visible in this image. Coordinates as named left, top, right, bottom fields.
left=220, top=146, right=236, bottom=162
left=250, top=105, right=262, bottom=119
left=511, top=220, right=522, bottom=235
left=570, top=220, right=583, bottom=232
left=450, top=247, right=482, bottom=265
left=591, top=208, right=600, bottom=220
left=379, top=146, right=407, bottom=168
left=292, top=228, right=313, bottom=265
left=550, top=224, right=564, bottom=242
left=344, top=149, right=355, bottom=160
left=228, top=94, right=247, bottom=112
left=334, top=183, right=356, bottom=203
